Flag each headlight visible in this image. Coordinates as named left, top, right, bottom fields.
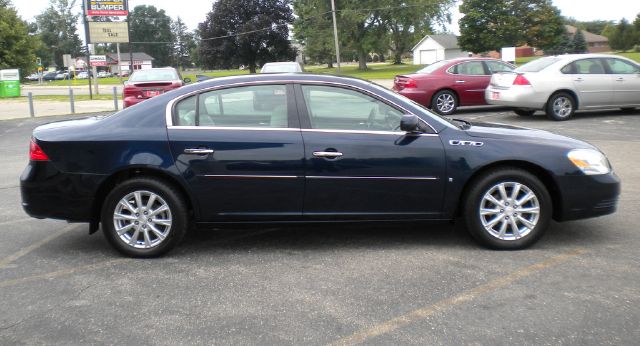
left=567, top=149, right=611, bottom=175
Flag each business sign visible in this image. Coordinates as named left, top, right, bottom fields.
left=90, top=55, right=107, bottom=67
left=501, top=47, right=516, bottom=63
left=85, top=0, right=128, bottom=16
left=88, top=21, right=129, bottom=43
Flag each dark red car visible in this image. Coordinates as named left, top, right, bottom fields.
left=123, top=67, right=190, bottom=108
left=393, top=58, right=515, bottom=115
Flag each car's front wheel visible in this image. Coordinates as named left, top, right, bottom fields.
left=546, top=92, right=575, bottom=121
left=463, top=168, right=551, bottom=250
left=431, top=90, right=458, bottom=115
left=101, top=178, right=188, bottom=258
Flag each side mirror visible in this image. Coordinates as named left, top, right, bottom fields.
left=183, top=77, right=192, bottom=84
left=400, top=114, right=428, bottom=133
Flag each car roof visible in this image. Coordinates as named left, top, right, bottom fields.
left=262, top=62, right=299, bottom=65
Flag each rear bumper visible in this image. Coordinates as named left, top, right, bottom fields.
left=555, top=172, right=621, bottom=222
left=485, top=86, right=547, bottom=109
left=395, top=88, right=432, bottom=107
left=20, top=161, right=104, bottom=222
left=123, top=96, right=148, bottom=108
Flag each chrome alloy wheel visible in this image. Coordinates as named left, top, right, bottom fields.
left=113, top=190, right=172, bottom=249
left=479, top=182, right=540, bottom=241
left=552, top=96, right=573, bottom=118
left=436, top=93, right=455, bottom=113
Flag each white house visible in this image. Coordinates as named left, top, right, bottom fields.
left=411, top=34, right=468, bottom=65
left=106, top=52, right=155, bottom=75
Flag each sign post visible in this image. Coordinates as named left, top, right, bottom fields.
left=83, top=0, right=130, bottom=99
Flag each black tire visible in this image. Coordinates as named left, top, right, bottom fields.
left=514, top=108, right=535, bottom=116
left=431, top=90, right=458, bottom=115
left=101, top=177, right=188, bottom=258
left=546, top=92, right=576, bottom=121
left=463, top=168, right=552, bottom=250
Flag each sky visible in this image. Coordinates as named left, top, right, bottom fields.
left=11, top=0, right=640, bottom=41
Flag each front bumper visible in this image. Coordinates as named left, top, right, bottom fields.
left=20, top=161, right=104, bottom=222
left=554, top=172, right=621, bottom=222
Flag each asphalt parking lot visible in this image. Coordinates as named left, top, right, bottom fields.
left=1, top=108, right=639, bottom=345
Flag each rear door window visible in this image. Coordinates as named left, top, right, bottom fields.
left=605, top=58, right=639, bottom=74
left=561, top=59, right=607, bottom=74
left=173, top=85, right=289, bottom=128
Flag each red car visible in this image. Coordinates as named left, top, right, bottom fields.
left=123, top=68, right=190, bottom=108
left=393, top=58, right=515, bottom=115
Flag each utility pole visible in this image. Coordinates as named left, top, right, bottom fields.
left=81, top=0, right=93, bottom=100
left=330, top=0, right=341, bottom=73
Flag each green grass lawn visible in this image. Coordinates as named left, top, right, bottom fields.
left=16, top=94, right=120, bottom=102
left=22, top=51, right=640, bottom=88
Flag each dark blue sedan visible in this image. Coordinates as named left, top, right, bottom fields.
left=20, top=74, right=620, bottom=257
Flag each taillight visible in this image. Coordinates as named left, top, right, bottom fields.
left=404, top=78, right=418, bottom=88
left=29, top=139, right=49, bottom=161
left=513, top=74, right=531, bottom=86
left=123, top=85, right=140, bottom=97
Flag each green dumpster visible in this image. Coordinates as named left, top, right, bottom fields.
left=0, top=69, right=21, bottom=98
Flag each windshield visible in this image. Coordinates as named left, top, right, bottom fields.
left=416, top=60, right=449, bottom=74
left=516, top=57, right=561, bottom=72
left=129, top=69, right=179, bottom=82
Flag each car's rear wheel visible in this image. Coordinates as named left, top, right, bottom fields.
left=463, top=168, right=551, bottom=250
left=101, top=178, right=188, bottom=258
left=546, top=92, right=575, bottom=121
left=514, top=108, right=535, bottom=116
left=431, top=90, right=458, bottom=115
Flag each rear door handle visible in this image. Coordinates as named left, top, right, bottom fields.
left=313, top=151, right=343, bottom=158
left=574, top=78, right=584, bottom=82
left=615, top=78, right=625, bottom=82
left=184, top=148, right=214, bottom=155
left=455, top=80, right=466, bottom=84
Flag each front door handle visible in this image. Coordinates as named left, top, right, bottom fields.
left=313, top=151, right=343, bottom=158
left=184, top=148, right=214, bottom=155
left=455, top=80, right=466, bottom=84
left=574, top=78, right=584, bottom=82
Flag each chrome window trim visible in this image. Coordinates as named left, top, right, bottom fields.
left=166, top=125, right=438, bottom=137
left=164, top=79, right=438, bottom=134
left=167, top=125, right=299, bottom=132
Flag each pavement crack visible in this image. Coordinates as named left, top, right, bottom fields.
left=0, top=282, right=97, bottom=333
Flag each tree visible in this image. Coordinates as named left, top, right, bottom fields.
left=572, top=29, right=587, bottom=53
left=172, top=17, right=196, bottom=70
left=0, top=0, right=40, bottom=75
left=378, top=0, right=454, bottom=64
left=199, top=0, right=295, bottom=73
left=459, top=0, right=565, bottom=53
left=609, top=18, right=635, bottom=51
left=35, top=0, right=83, bottom=68
left=292, top=0, right=335, bottom=67
left=564, top=18, right=614, bottom=36
left=127, top=5, right=174, bottom=67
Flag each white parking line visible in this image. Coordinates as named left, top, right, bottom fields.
left=0, top=224, right=77, bottom=270
left=328, top=248, right=588, bottom=346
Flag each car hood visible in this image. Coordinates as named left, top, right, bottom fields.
left=464, top=121, right=593, bottom=149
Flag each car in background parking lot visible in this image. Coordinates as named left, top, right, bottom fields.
left=260, top=62, right=305, bottom=73
left=122, top=67, right=190, bottom=108
left=97, top=71, right=113, bottom=78
left=486, top=54, right=640, bottom=120
left=21, top=74, right=619, bottom=257
left=393, top=58, right=515, bottom=115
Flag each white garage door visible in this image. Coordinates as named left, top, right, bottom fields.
left=420, top=50, right=438, bottom=65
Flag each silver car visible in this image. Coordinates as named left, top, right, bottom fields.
left=260, top=62, right=305, bottom=73
left=486, top=54, right=640, bottom=120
